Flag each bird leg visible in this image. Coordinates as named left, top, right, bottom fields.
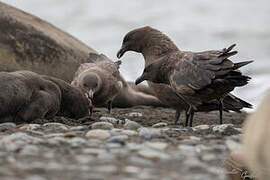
left=219, top=98, right=224, bottom=124
left=189, top=110, right=195, bottom=127
left=185, top=110, right=189, bottom=127
left=174, top=110, right=181, bottom=125
left=185, top=106, right=194, bottom=127
left=107, top=100, right=113, bottom=114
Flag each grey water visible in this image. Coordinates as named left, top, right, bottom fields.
left=3, top=0, right=270, bottom=110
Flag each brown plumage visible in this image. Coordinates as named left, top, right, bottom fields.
left=72, top=53, right=123, bottom=113
left=117, top=26, right=252, bottom=126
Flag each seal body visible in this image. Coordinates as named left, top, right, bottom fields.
left=0, top=71, right=61, bottom=122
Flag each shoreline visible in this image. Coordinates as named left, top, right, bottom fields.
left=0, top=106, right=247, bottom=180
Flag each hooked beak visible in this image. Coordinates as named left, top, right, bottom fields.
left=117, top=44, right=127, bottom=59
left=135, top=75, right=145, bottom=85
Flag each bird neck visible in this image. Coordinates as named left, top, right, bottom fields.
left=142, top=42, right=179, bottom=66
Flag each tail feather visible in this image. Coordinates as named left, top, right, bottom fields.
left=223, top=94, right=252, bottom=112
left=233, top=60, right=253, bottom=70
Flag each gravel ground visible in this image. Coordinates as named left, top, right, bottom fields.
left=0, top=106, right=247, bottom=180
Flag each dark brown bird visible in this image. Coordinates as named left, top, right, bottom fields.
left=72, top=53, right=123, bottom=113
left=117, top=26, right=252, bottom=126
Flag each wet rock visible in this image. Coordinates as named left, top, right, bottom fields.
left=69, top=137, right=86, bottom=147
left=70, top=126, right=88, bottom=131
left=93, top=165, right=118, bottom=173
left=43, top=123, right=69, bottom=131
left=201, top=153, right=217, bottom=162
left=3, top=132, right=43, bottom=144
left=145, top=142, right=168, bottom=150
left=152, top=122, right=168, bottom=128
left=212, top=124, right=240, bottom=135
left=178, top=144, right=197, bottom=156
left=91, top=122, right=114, bottom=130
left=85, top=129, right=111, bottom=140
left=126, top=143, right=143, bottom=151
left=121, top=130, right=138, bottom=136
left=64, top=131, right=77, bottom=138
left=138, top=148, right=170, bottom=159
left=126, top=112, right=143, bottom=117
left=27, top=175, right=47, bottom=180
left=107, top=135, right=128, bottom=145
left=127, top=156, right=153, bottom=166
left=44, top=133, right=64, bottom=138
left=20, top=145, right=39, bottom=155
left=75, top=155, right=94, bottom=164
left=19, top=124, right=41, bottom=131
left=124, top=166, right=141, bottom=174
left=192, top=125, right=210, bottom=132
left=138, top=127, right=162, bottom=139
left=82, top=148, right=106, bottom=155
left=123, top=120, right=141, bottom=130
left=100, top=116, right=121, bottom=124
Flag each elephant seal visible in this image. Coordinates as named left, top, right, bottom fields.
left=0, top=2, right=96, bottom=82
left=0, top=71, right=61, bottom=122
left=42, top=76, right=92, bottom=119
left=0, top=2, right=167, bottom=108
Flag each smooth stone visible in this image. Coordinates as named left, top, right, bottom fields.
left=20, top=145, right=39, bottom=155
left=64, top=131, right=77, bottom=138
left=100, top=116, right=121, bottom=124
left=192, top=125, right=210, bottom=131
left=197, top=144, right=227, bottom=153
left=189, top=136, right=201, bottom=141
left=123, top=120, right=141, bottom=130
left=201, top=153, right=217, bottom=162
left=178, top=144, right=197, bottom=155
left=69, top=137, right=86, bottom=147
left=138, top=127, right=162, bottom=139
left=27, top=175, right=47, bottom=180
left=138, top=149, right=170, bottom=159
left=49, top=137, right=69, bottom=144
left=127, top=143, right=143, bottom=151
left=126, top=112, right=143, bottom=117
left=91, top=122, right=114, bottom=130
left=82, top=148, right=106, bottom=155
left=127, top=156, right=153, bottom=166
left=76, top=155, right=93, bottom=164
left=145, top=142, right=168, bottom=150
left=85, top=129, right=110, bottom=140
left=110, top=128, right=122, bottom=136
left=43, top=123, right=69, bottom=131
left=121, top=130, right=138, bottom=136
left=85, top=139, right=103, bottom=148
left=0, top=122, right=16, bottom=128
left=19, top=124, right=41, bottom=131
left=0, top=140, right=19, bottom=152
left=107, top=135, right=128, bottom=145
left=124, top=166, right=141, bottom=174
left=212, top=124, right=238, bottom=135
left=152, top=122, right=168, bottom=128
left=93, top=165, right=118, bottom=173
left=44, top=133, right=64, bottom=138
left=3, top=132, right=43, bottom=144
left=105, top=143, right=122, bottom=149
left=70, top=126, right=88, bottom=131
left=25, top=130, right=44, bottom=136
